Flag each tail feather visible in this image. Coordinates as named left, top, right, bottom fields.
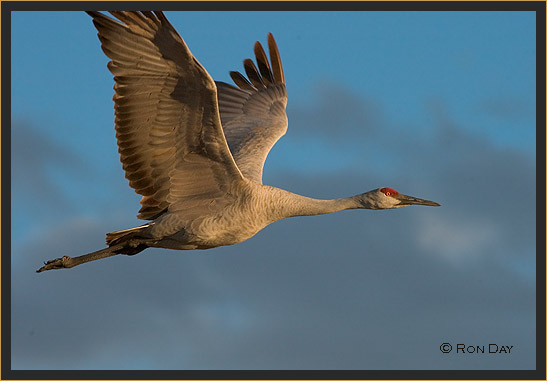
left=105, top=224, right=150, bottom=246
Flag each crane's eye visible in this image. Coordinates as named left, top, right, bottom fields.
left=380, top=187, right=398, bottom=197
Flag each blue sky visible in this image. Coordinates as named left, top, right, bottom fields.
left=11, top=10, right=536, bottom=371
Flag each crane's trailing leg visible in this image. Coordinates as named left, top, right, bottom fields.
left=36, top=243, right=146, bottom=273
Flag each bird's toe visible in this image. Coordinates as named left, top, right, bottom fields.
left=36, top=256, right=72, bottom=273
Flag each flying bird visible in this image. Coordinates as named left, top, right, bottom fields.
left=37, top=11, right=439, bottom=273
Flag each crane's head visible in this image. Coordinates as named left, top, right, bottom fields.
left=358, top=187, right=440, bottom=209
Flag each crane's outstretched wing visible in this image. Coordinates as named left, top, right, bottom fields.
left=87, top=11, right=245, bottom=220
left=216, top=34, right=288, bottom=184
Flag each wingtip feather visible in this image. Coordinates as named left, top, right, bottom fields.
left=254, top=41, right=274, bottom=85
left=230, top=71, right=256, bottom=91
left=267, top=33, right=285, bottom=84
left=243, top=59, right=265, bottom=88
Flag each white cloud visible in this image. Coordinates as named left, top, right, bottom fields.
left=416, top=213, right=500, bottom=264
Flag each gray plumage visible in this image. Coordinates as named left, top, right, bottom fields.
left=37, top=11, right=439, bottom=273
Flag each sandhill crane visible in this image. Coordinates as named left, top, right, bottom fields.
left=37, top=11, right=440, bottom=273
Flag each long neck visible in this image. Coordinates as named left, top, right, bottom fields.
left=265, top=187, right=361, bottom=220
left=292, top=196, right=361, bottom=217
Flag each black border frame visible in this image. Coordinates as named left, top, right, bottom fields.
left=2, top=2, right=545, bottom=380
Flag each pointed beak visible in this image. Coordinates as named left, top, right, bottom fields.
left=395, top=193, right=440, bottom=207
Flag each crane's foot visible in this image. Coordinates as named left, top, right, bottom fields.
left=36, top=256, right=73, bottom=273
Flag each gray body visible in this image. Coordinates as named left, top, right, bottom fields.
left=142, top=183, right=362, bottom=251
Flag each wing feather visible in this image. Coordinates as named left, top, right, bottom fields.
left=268, top=33, right=285, bottom=83
left=216, top=34, right=288, bottom=184
left=229, top=71, right=256, bottom=91
left=243, top=59, right=266, bottom=88
left=253, top=41, right=274, bottom=85
left=87, top=11, right=245, bottom=221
